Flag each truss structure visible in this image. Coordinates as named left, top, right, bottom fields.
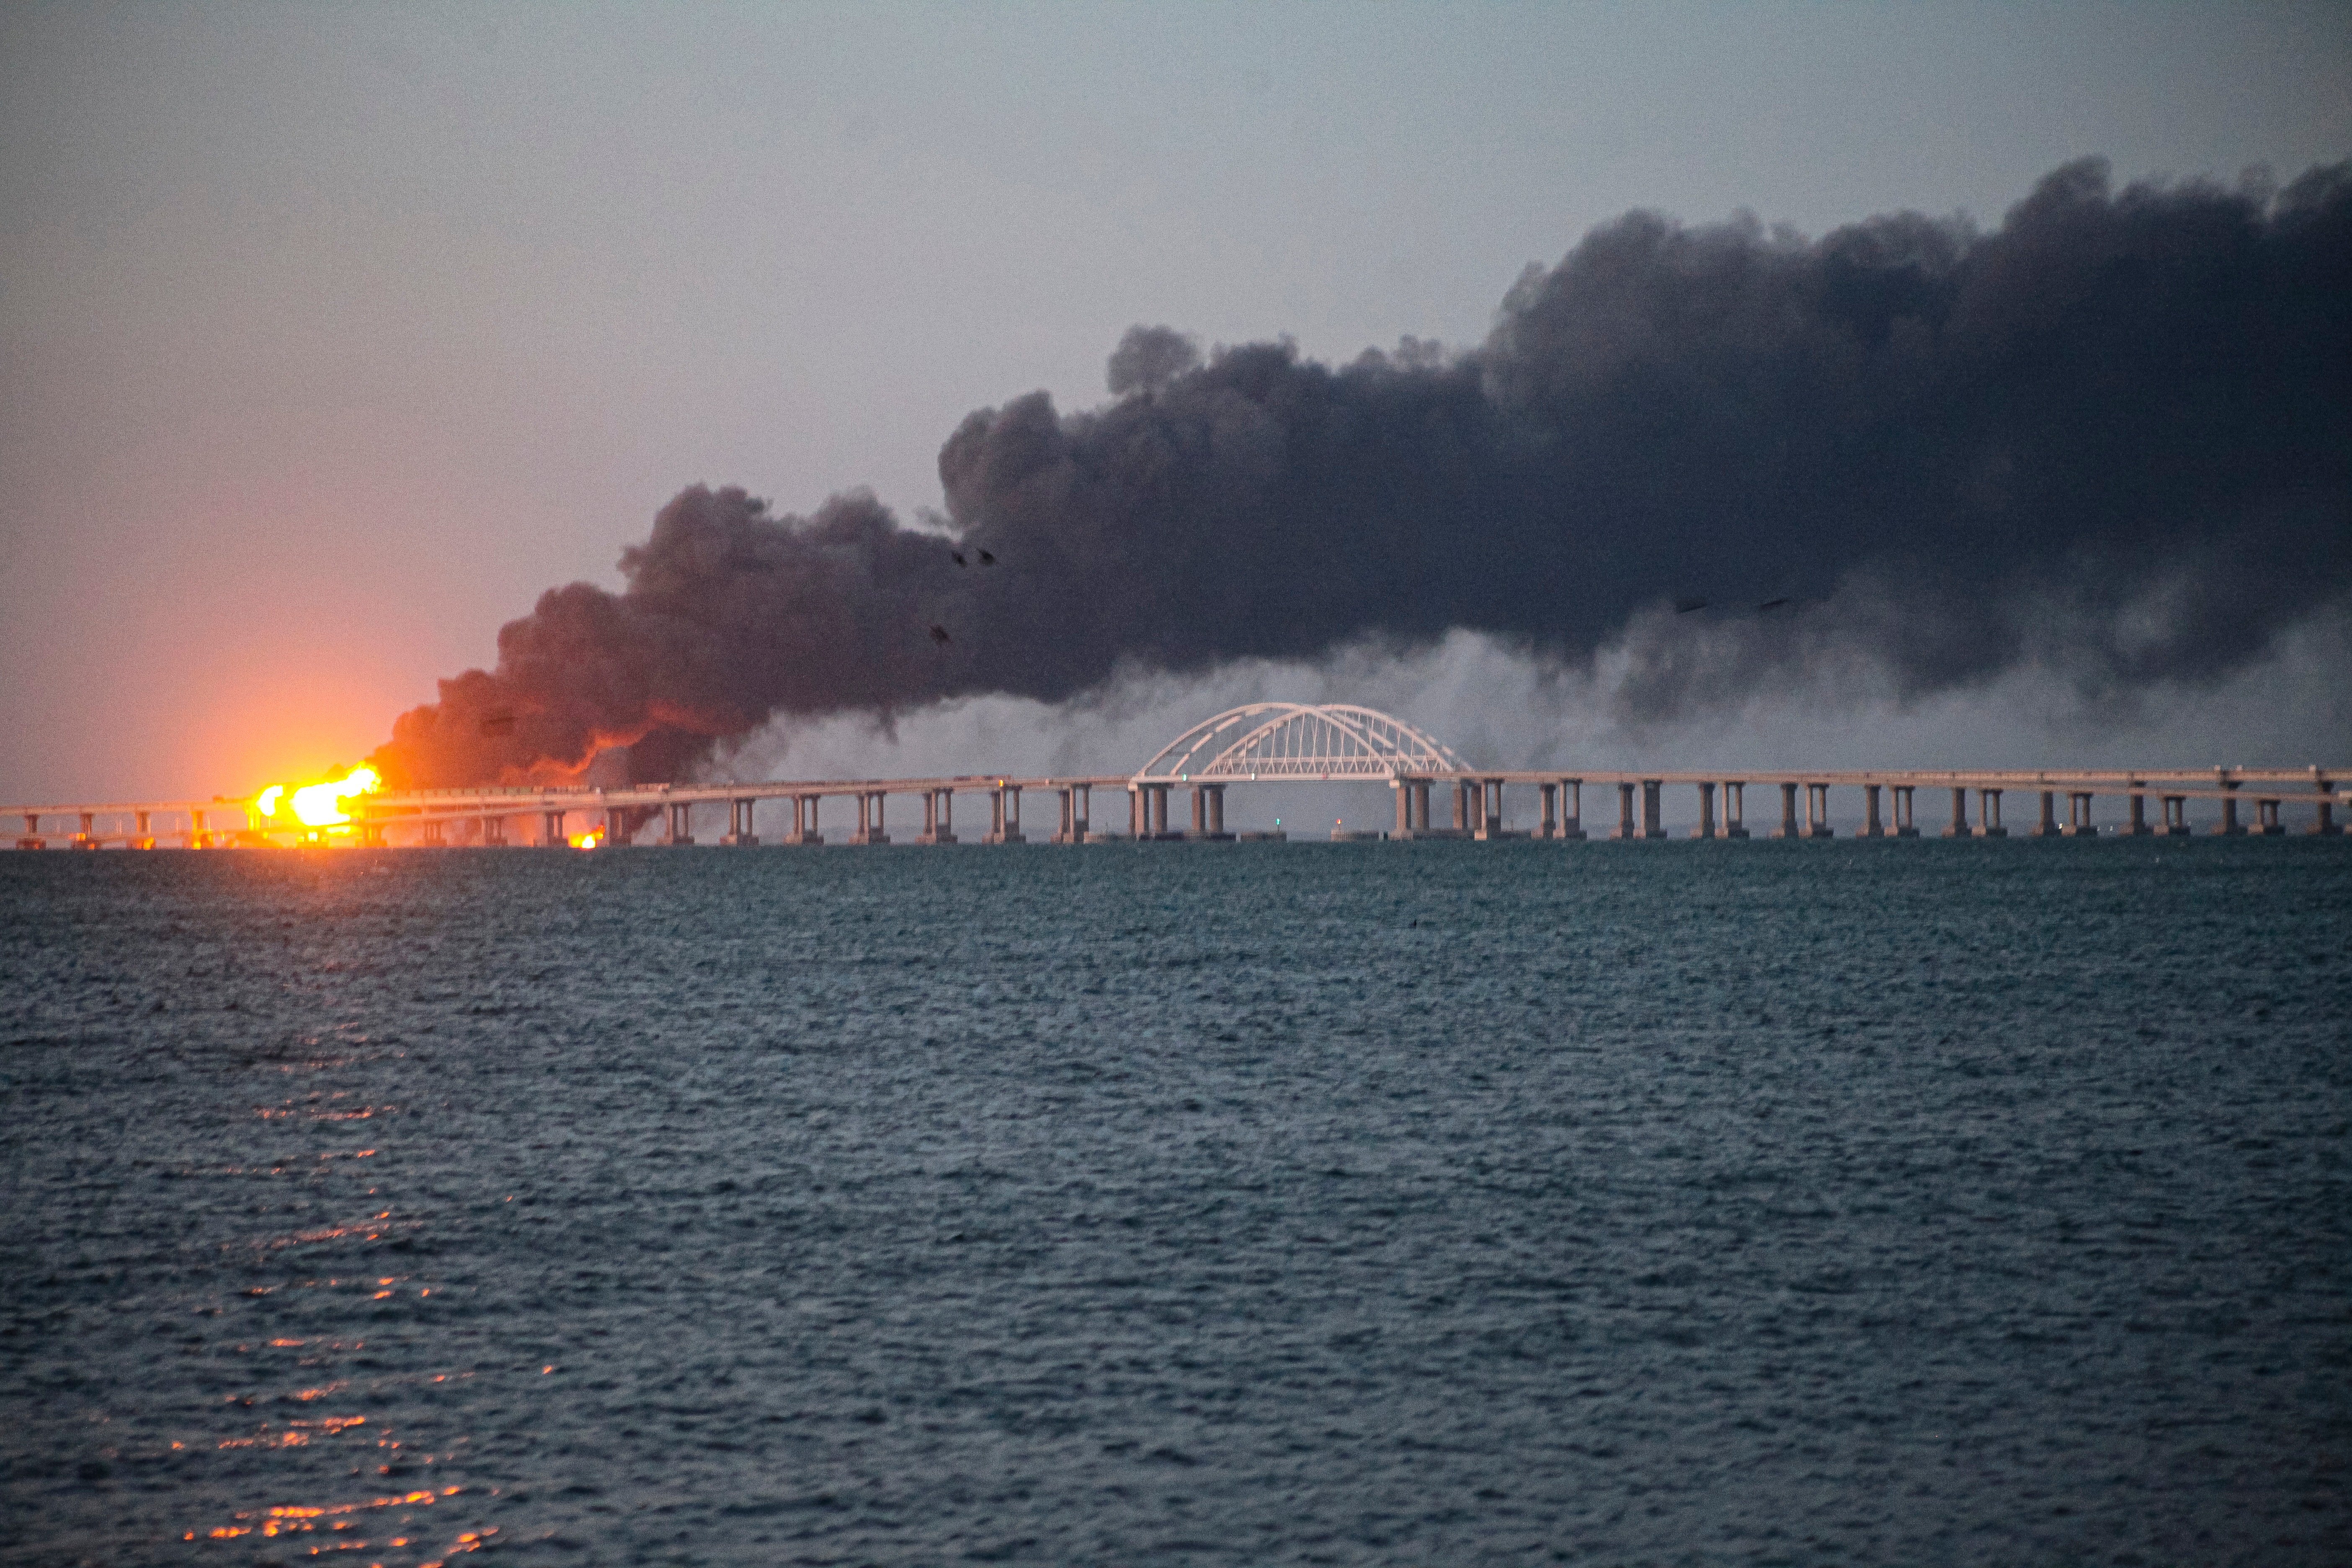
left=1131, top=703, right=1471, bottom=784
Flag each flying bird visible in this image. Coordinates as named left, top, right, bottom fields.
left=951, top=551, right=967, bottom=567
left=1674, top=596, right=1708, bottom=614
left=929, top=624, right=953, bottom=645
left=978, top=549, right=996, bottom=565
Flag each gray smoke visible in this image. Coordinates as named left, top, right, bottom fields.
left=376, top=158, right=2351, bottom=787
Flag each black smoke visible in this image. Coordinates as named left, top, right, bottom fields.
left=376, top=158, right=2351, bottom=787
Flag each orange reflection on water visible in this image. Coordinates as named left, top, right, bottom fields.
left=186, top=1486, right=485, bottom=1556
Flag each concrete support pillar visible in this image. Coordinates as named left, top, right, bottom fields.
left=1721, top=781, right=1749, bottom=839
left=1895, top=786, right=1918, bottom=837
left=1977, top=789, right=2006, bottom=837
left=1805, top=783, right=1835, bottom=838
left=1454, top=780, right=1471, bottom=833
left=543, top=810, right=566, bottom=846
left=1207, top=784, right=1225, bottom=836
left=923, top=792, right=937, bottom=836
left=2161, top=794, right=2188, bottom=835
left=1775, top=781, right=1801, bottom=839
left=423, top=819, right=446, bottom=847
left=483, top=815, right=507, bottom=847
left=2255, top=798, right=2283, bottom=836
left=792, top=794, right=822, bottom=846
left=861, top=792, right=889, bottom=845
left=1129, top=787, right=1145, bottom=838
left=1862, top=784, right=1884, bottom=838
left=2125, top=785, right=2151, bottom=836
left=665, top=801, right=692, bottom=845
left=1487, top=779, right=1506, bottom=838
left=1075, top=783, right=1091, bottom=838
left=132, top=810, right=153, bottom=848
left=74, top=811, right=97, bottom=848
left=1006, top=785, right=1024, bottom=843
left=2064, top=792, right=2097, bottom=836
left=2032, top=789, right=2060, bottom=838
left=1614, top=781, right=1639, bottom=840
left=1150, top=785, right=1169, bottom=837
left=2313, top=796, right=2340, bottom=836
left=1692, top=781, right=1716, bottom=839
left=1945, top=787, right=1969, bottom=838
left=1539, top=782, right=1558, bottom=838
left=1397, top=780, right=1414, bottom=836
left=1191, top=786, right=1207, bottom=835
left=1640, top=780, right=1665, bottom=839
left=721, top=798, right=758, bottom=846
left=2215, top=779, right=2244, bottom=835
left=1414, top=780, right=1432, bottom=833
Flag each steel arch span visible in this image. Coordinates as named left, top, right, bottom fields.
left=1131, top=704, right=1471, bottom=784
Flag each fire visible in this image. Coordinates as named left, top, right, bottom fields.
left=568, top=828, right=604, bottom=851
left=253, top=766, right=382, bottom=835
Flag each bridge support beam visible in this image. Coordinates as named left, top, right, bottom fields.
left=1692, top=781, right=1716, bottom=839
left=918, top=788, right=956, bottom=844
left=1640, top=780, right=1666, bottom=839
left=2123, top=785, right=2151, bottom=835
left=1860, top=784, right=1885, bottom=838
left=1893, top=786, right=1917, bottom=837
left=483, top=815, right=507, bottom=847
left=786, top=794, right=822, bottom=846
left=1613, top=782, right=1639, bottom=840
left=2255, top=797, right=2284, bottom=836
left=1475, top=778, right=1511, bottom=840
left=543, top=810, right=566, bottom=846
left=1397, top=779, right=1414, bottom=837
left=722, top=798, right=759, bottom=846
left=665, top=801, right=693, bottom=845
left=851, top=791, right=889, bottom=845
left=2161, top=794, right=2189, bottom=835
left=1720, top=781, right=1748, bottom=839
left=2313, top=779, right=2341, bottom=836
left=1944, top=787, right=1969, bottom=838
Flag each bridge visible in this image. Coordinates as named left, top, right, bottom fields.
left=4, top=703, right=2347, bottom=849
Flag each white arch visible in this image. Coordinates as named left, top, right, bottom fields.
left=1131, top=703, right=1472, bottom=784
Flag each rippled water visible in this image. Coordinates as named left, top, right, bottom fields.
left=4, top=838, right=2348, bottom=1565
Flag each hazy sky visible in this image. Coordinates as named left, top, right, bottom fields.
left=4, top=1, right=2347, bottom=802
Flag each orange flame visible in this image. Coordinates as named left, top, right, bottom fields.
left=254, top=766, right=382, bottom=833
left=568, top=828, right=604, bottom=851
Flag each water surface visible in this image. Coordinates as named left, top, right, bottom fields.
left=4, top=839, right=2348, bottom=1565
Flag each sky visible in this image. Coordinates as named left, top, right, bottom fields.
left=3, top=0, right=2348, bottom=805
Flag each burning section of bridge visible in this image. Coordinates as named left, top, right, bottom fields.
left=250, top=765, right=381, bottom=841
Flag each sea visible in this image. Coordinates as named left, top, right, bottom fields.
left=3, top=838, right=2347, bottom=1566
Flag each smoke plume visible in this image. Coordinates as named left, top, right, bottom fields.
left=375, top=159, right=2351, bottom=787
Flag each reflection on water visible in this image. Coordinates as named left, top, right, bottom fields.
left=4, top=842, right=2347, bottom=1563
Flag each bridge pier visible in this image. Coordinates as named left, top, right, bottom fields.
left=722, top=798, right=759, bottom=846
left=2314, top=776, right=2342, bottom=835
left=1475, top=778, right=1512, bottom=840
left=1944, top=787, right=1968, bottom=838
left=1977, top=788, right=2006, bottom=837
left=988, top=784, right=1025, bottom=844
left=1612, top=781, right=1639, bottom=840
left=1397, top=779, right=1415, bottom=837
left=1774, top=781, right=1801, bottom=839
left=1561, top=778, right=1586, bottom=839
left=2161, top=794, right=2189, bottom=835
left=18, top=811, right=41, bottom=851
left=2255, top=797, right=2284, bottom=836
left=665, top=801, right=694, bottom=845
left=543, top=810, right=566, bottom=846
left=1720, top=781, right=1748, bottom=838
left=2032, top=789, right=2062, bottom=838
left=851, top=791, right=889, bottom=845
left=1639, top=780, right=1666, bottom=839
left=422, top=819, right=446, bottom=847
left=1860, top=784, right=1885, bottom=838
left=483, top=815, right=508, bottom=847
left=786, top=794, right=823, bottom=846
left=2123, top=784, right=2151, bottom=835
left=1893, top=785, right=1917, bottom=837
left=2064, top=792, right=2098, bottom=836
left=1692, top=781, right=1716, bottom=838
left=1804, top=783, right=1834, bottom=838
left=2214, top=777, right=2245, bottom=835
left=918, top=787, right=957, bottom=844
